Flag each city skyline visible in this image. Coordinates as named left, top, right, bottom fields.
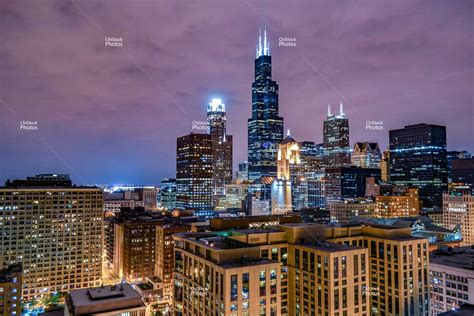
left=1, top=0, right=473, bottom=185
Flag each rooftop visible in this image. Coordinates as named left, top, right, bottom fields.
left=430, top=246, right=474, bottom=270
left=68, top=283, right=144, bottom=315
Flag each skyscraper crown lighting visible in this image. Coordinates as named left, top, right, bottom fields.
left=207, top=98, right=225, bottom=113
left=256, top=28, right=270, bottom=58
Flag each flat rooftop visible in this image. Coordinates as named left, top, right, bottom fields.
left=68, top=283, right=144, bottom=315
left=430, top=247, right=474, bottom=270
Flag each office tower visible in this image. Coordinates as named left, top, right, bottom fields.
left=442, top=190, right=474, bottom=246
left=375, top=188, right=420, bottom=218
left=380, top=150, right=390, bottom=182
left=351, top=142, right=381, bottom=168
left=329, top=198, right=376, bottom=223
left=276, top=132, right=308, bottom=210
left=324, top=166, right=381, bottom=204
left=160, top=178, right=177, bottom=210
left=113, top=209, right=163, bottom=282
left=323, top=102, right=351, bottom=167
left=447, top=150, right=472, bottom=181
left=236, top=162, right=249, bottom=180
left=207, top=98, right=233, bottom=198
left=452, top=158, right=474, bottom=186
left=66, top=283, right=146, bottom=316
left=0, top=175, right=103, bottom=302
left=0, top=263, right=22, bottom=315
left=176, top=133, right=213, bottom=210
left=248, top=29, right=284, bottom=179
left=429, top=247, right=474, bottom=315
left=155, top=225, right=190, bottom=284
left=389, top=124, right=448, bottom=208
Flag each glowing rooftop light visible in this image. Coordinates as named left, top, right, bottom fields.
left=208, top=98, right=225, bottom=113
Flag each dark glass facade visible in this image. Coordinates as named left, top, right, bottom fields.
left=248, top=32, right=284, bottom=180
left=176, top=133, right=213, bottom=210
left=389, top=124, right=448, bottom=208
left=325, top=166, right=381, bottom=204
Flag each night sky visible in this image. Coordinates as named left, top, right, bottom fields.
left=1, top=0, right=472, bottom=185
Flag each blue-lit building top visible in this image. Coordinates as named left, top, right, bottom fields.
left=248, top=29, right=284, bottom=180
left=389, top=124, right=448, bottom=208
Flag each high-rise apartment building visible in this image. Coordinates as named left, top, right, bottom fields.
left=323, top=103, right=351, bottom=167
left=352, top=142, right=381, bottom=169
left=375, top=188, right=420, bottom=218
left=0, top=175, right=103, bottom=302
left=442, top=190, right=474, bottom=246
left=176, top=133, right=213, bottom=210
left=113, top=210, right=163, bottom=282
left=389, top=124, right=448, bottom=208
left=0, top=263, right=22, bottom=315
left=156, top=225, right=190, bottom=284
left=207, top=98, right=233, bottom=198
left=248, top=29, right=284, bottom=179
left=174, top=221, right=429, bottom=316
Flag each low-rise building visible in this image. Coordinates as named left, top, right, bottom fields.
left=430, top=246, right=474, bottom=315
left=65, top=283, right=145, bottom=316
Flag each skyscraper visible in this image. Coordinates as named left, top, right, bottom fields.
left=276, top=131, right=308, bottom=210
left=351, top=142, right=381, bottom=168
left=389, top=124, right=448, bottom=208
left=176, top=133, right=213, bottom=210
left=323, top=102, right=351, bottom=167
left=207, top=98, right=233, bottom=198
left=248, top=29, right=284, bottom=180
left=0, top=174, right=103, bottom=301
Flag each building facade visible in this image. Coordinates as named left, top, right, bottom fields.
left=324, top=167, right=381, bottom=204
left=352, top=142, right=381, bottom=169
left=389, top=124, right=448, bottom=208
left=0, top=175, right=103, bottom=302
left=442, top=190, right=474, bottom=246
left=375, top=188, right=420, bottom=218
left=176, top=133, right=214, bottom=210
left=248, top=29, right=284, bottom=180
left=160, top=178, right=177, bottom=210
left=0, top=264, right=22, bottom=315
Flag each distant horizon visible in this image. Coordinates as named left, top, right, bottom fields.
left=1, top=0, right=472, bottom=185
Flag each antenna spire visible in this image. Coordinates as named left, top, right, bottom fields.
left=287, top=129, right=291, bottom=137
left=339, top=101, right=344, bottom=116
left=327, top=104, right=331, bottom=117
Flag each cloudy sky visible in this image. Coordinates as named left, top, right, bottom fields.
left=1, top=0, right=472, bottom=185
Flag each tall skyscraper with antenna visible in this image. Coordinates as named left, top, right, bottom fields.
left=323, top=102, right=351, bottom=167
left=248, top=29, right=284, bottom=180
